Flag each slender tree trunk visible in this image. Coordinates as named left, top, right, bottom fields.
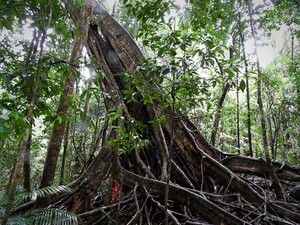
left=36, top=0, right=94, bottom=208
left=210, top=36, right=236, bottom=146
left=288, top=24, right=299, bottom=112
left=38, top=45, right=77, bottom=190
left=231, top=36, right=240, bottom=153
left=78, top=81, right=92, bottom=163
left=265, top=75, right=278, bottom=159
left=22, top=29, right=41, bottom=193
left=210, top=84, right=229, bottom=146
left=245, top=61, right=253, bottom=156
left=1, top=4, right=52, bottom=224
left=246, top=0, right=283, bottom=199
left=288, top=24, right=294, bottom=63
left=210, top=59, right=230, bottom=146
left=60, top=121, right=70, bottom=184
left=237, top=2, right=253, bottom=157
left=236, top=73, right=240, bottom=153
left=272, top=116, right=280, bottom=160
left=23, top=131, right=32, bottom=192
left=267, top=115, right=274, bottom=158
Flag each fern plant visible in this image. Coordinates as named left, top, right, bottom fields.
left=0, top=185, right=78, bottom=225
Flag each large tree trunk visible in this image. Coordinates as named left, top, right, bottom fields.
left=14, top=2, right=300, bottom=224
left=66, top=3, right=300, bottom=223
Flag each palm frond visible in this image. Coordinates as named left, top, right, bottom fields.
left=0, top=185, right=76, bottom=225
left=28, top=208, right=78, bottom=225
left=34, top=185, right=74, bottom=198
left=0, top=208, right=78, bottom=225
left=13, top=185, right=74, bottom=209
left=1, top=215, right=27, bottom=225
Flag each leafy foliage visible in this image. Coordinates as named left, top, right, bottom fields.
left=0, top=185, right=73, bottom=210
left=0, top=208, right=78, bottom=225
left=261, top=0, right=300, bottom=38
left=0, top=1, right=300, bottom=223
left=0, top=185, right=76, bottom=225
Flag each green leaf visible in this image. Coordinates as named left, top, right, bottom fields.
left=239, top=79, right=246, bottom=92
left=157, top=76, right=164, bottom=84
left=224, top=67, right=235, bottom=79
left=162, top=66, right=170, bottom=75
left=158, top=48, right=164, bottom=57
left=56, top=115, right=63, bottom=124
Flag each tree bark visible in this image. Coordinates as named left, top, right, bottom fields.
left=23, top=131, right=32, bottom=192
left=60, top=121, right=70, bottom=185
left=36, top=0, right=94, bottom=207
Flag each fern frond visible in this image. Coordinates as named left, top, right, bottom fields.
left=0, top=185, right=74, bottom=213
left=0, top=208, right=78, bottom=225
left=29, top=208, right=78, bottom=225
left=34, top=185, right=73, bottom=198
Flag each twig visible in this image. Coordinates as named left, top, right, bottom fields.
left=126, top=184, right=150, bottom=225
left=150, top=197, right=181, bottom=225
left=143, top=186, right=180, bottom=225
left=48, top=59, right=80, bottom=68
left=171, top=160, right=195, bottom=188
left=79, top=197, right=133, bottom=217
left=200, top=156, right=205, bottom=192
left=134, top=149, right=155, bottom=179
left=126, top=184, right=142, bottom=225
left=0, top=42, right=18, bottom=57
left=221, top=175, right=233, bottom=201
left=143, top=201, right=152, bottom=225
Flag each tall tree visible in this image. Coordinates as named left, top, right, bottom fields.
left=237, top=0, right=253, bottom=156
left=53, top=2, right=300, bottom=223
left=2, top=1, right=300, bottom=224
left=21, top=28, right=41, bottom=192
left=1, top=2, right=53, bottom=223
left=246, top=0, right=283, bottom=199
left=36, top=0, right=95, bottom=207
